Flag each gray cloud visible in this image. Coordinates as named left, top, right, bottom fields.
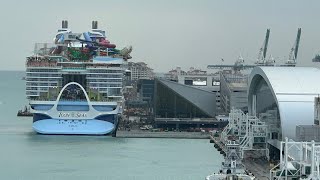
left=1, top=0, right=320, bottom=72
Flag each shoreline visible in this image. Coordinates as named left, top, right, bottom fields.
left=116, top=130, right=210, bottom=139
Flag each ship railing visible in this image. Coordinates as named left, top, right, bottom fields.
left=33, top=43, right=56, bottom=56
left=31, top=98, right=120, bottom=102
left=26, top=64, right=61, bottom=68
left=62, top=67, right=86, bottom=70
left=26, top=58, right=60, bottom=68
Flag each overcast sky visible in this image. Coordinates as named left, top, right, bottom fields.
left=1, top=0, right=320, bottom=72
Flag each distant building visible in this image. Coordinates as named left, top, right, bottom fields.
left=137, top=79, right=155, bottom=106
left=128, top=62, right=154, bottom=80
left=177, top=72, right=221, bottom=111
left=166, top=67, right=222, bottom=111
left=164, top=67, right=186, bottom=81
left=220, top=71, right=248, bottom=113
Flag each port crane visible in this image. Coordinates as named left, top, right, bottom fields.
left=255, top=29, right=275, bottom=66
left=207, top=29, right=274, bottom=72
left=284, top=28, right=301, bottom=66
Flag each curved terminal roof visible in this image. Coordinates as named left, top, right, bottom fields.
left=248, top=67, right=320, bottom=140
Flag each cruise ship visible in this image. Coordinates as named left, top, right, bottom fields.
left=25, top=20, right=132, bottom=136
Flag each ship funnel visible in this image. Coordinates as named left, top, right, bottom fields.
left=62, top=20, right=68, bottom=29
left=92, top=21, right=98, bottom=29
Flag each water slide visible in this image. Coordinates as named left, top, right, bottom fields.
left=52, top=34, right=65, bottom=54
left=82, top=32, right=116, bottom=48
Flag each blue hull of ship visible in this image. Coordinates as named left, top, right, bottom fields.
left=33, top=119, right=116, bottom=135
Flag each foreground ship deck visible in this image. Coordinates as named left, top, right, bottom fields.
left=25, top=21, right=132, bottom=135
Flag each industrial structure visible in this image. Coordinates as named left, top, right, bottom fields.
left=212, top=65, right=320, bottom=179
left=208, top=28, right=302, bottom=72
left=220, top=109, right=269, bottom=159
left=270, top=138, right=320, bottom=180
left=214, top=107, right=320, bottom=179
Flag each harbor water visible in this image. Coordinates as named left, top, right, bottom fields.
left=0, top=71, right=223, bottom=180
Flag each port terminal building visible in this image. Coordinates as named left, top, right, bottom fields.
left=153, top=78, right=228, bottom=131
left=248, top=66, right=320, bottom=148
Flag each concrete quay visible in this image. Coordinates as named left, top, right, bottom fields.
left=116, top=130, right=210, bottom=139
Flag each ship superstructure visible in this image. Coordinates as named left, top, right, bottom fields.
left=25, top=20, right=132, bottom=135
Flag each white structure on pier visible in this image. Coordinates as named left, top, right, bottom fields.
left=270, top=138, right=320, bottom=180
left=220, top=108, right=269, bottom=159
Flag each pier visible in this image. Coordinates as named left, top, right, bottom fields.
left=210, top=108, right=320, bottom=180
left=209, top=109, right=271, bottom=179
left=117, top=130, right=210, bottom=139
left=210, top=134, right=270, bottom=179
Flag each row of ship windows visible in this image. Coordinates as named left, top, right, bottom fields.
left=26, top=82, right=121, bottom=86
left=26, top=92, right=39, bottom=95
left=88, top=84, right=122, bottom=88
left=26, top=86, right=122, bottom=91
left=27, top=83, right=58, bottom=86
left=87, top=74, right=123, bottom=78
left=26, top=78, right=59, bottom=82
left=27, top=71, right=59, bottom=74
left=87, top=79, right=122, bottom=82
left=27, top=69, right=59, bottom=72
left=27, top=69, right=123, bottom=73
left=98, top=88, right=121, bottom=95
left=27, top=74, right=61, bottom=77
left=26, top=75, right=123, bottom=78
left=26, top=87, right=50, bottom=91
left=26, top=84, right=121, bottom=88
left=26, top=89, right=122, bottom=96
left=88, top=70, right=123, bottom=73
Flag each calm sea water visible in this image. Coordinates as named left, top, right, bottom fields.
left=0, top=71, right=223, bottom=180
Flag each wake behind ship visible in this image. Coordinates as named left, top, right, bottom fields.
left=25, top=21, right=132, bottom=136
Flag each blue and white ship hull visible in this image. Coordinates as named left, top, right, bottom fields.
left=29, top=82, right=121, bottom=136
left=33, top=119, right=116, bottom=135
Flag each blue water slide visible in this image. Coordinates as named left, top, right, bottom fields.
left=57, top=34, right=64, bottom=43
left=83, top=32, right=93, bottom=46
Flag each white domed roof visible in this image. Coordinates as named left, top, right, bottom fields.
left=248, top=67, right=320, bottom=140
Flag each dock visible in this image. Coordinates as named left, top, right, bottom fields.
left=242, top=151, right=270, bottom=179
left=117, top=130, right=210, bottom=139
left=210, top=134, right=270, bottom=179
